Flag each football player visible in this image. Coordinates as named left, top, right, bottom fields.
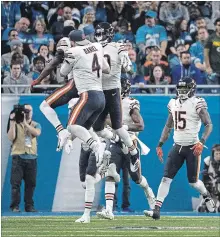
left=60, top=30, right=110, bottom=161
left=96, top=79, right=155, bottom=220
left=93, top=22, right=140, bottom=172
left=144, top=77, right=215, bottom=220
left=32, top=26, right=79, bottom=151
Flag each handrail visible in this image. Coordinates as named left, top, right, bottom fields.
left=1, top=84, right=220, bottom=96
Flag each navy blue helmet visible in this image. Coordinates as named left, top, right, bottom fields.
left=95, top=22, right=114, bottom=45
left=176, top=77, right=196, bottom=99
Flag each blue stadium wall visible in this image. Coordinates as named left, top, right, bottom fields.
left=1, top=95, right=220, bottom=212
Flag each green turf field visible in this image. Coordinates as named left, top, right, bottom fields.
left=1, top=215, right=220, bottom=237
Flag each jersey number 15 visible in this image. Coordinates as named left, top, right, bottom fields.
left=174, top=111, right=186, bottom=130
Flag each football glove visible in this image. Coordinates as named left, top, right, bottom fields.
left=156, top=147, right=163, bottom=163
left=190, top=142, right=204, bottom=157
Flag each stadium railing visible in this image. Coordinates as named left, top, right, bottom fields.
left=1, top=84, right=220, bottom=96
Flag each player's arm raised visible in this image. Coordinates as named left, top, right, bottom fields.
left=31, top=50, right=64, bottom=87
left=156, top=113, right=174, bottom=163
left=60, top=50, right=75, bottom=77
left=191, top=106, right=213, bottom=157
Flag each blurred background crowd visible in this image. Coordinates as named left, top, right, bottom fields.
left=1, top=1, right=220, bottom=94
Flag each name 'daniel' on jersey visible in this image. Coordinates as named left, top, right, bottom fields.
left=83, top=46, right=98, bottom=54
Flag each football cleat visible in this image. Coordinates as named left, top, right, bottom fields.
left=106, top=163, right=120, bottom=183
left=144, top=207, right=160, bottom=220
left=75, top=215, right=90, bottom=223
left=144, top=187, right=156, bottom=210
left=56, top=129, right=71, bottom=151
left=204, top=196, right=215, bottom=213
left=97, top=209, right=114, bottom=220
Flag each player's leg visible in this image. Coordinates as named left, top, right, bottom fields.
left=75, top=152, right=97, bottom=223
left=67, top=91, right=105, bottom=155
left=145, top=144, right=185, bottom=219
left=186, top=146, right=215, bottom=212
left=39, top=80, right=78, bottom=150
left=97, top=143, right=122, bottom=220
left=108, top=89, right=140, bottom=171
left=125, top=153, right=155, bottom=210
left=79, top=145, right=91, bottom=188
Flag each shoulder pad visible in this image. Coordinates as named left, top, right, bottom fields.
left=195, top=97, right=207, bottom=112
left=204, top=156, right=211, bottom=166
left=129, top=97, right=140, bottom=110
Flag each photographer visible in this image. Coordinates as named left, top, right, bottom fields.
left=198, top=144, right=220, bottom=212
left=7, top=104, right=41, bottom=212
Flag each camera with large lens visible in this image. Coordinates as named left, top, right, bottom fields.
left=13, top=104, right=30, bottom=123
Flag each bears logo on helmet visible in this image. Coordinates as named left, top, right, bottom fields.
left=176, top=77, right=196, bottom=100
left=95, top=22, right=114, bottom=45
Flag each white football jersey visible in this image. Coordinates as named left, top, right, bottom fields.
left=168, top=96, right=208, bottom=146
left=60, top=42, right=105, bottom=94
left=55, top=37, right=73, bottom=82
left=102, top=42, right=132, bottom=90
left=122, top=96, right=140, bottom=138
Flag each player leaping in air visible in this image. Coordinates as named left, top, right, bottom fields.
left=144, top=77, right=215, bottom=220
left=93, top=22, right=140, bottom=172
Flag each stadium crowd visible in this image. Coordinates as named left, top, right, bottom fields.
left=1, top=1, right=220, bottom=94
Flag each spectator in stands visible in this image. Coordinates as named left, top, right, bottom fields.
left=169, top=42, right=187, bottom=70
left=29, top=19, right=54, bottom=57
left=113, top=19, right=135, bottom=43
left=78, top=6, right=95, bottom=32
left=143, top=48, right=171, bottom=83
left=28, top=56, right=45, bottom=82
left=2, top=40, right=30, bottom=77
left=105, top=2, right=135, bottom=27
left=146, top=65, right=169, bottom=94
left=83, top=24, right=95, bottom=42
left=212, top=2, right=220, bottom=24
left=190, top=27, right=209, bottom=72
left=136, top=10, right=167, bottom=57
left=1, top=2, right=21, bottom=31
left=7, top=104, right=41, bottom=212
left=20, top=1, right=49, bottom=25
left=3, top=63, right=30, bottom=94
left=1, top=29, right=19, bottom=55
left=171, top=19, right=193, bottom=52
left=38, top=44, right=53, bottom=65
left=16, top=18, right=31, bottom=44
left=204, top=18, right=220, bottom=85
left=171, top=51, right=206, bottom=85
left=94, top=1, right=107, bottom=24
left=51, top=6, right=73, bottom=43
left=159, top=2, right=189, bottom=28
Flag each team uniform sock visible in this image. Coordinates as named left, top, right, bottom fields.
left=105, top=181, right=115, bottom=212
left=189, top=180, right=208, bottom=197
left=155, top=177, right=173, bottom=209
left=138, top=176, right=149, bottom=189
left=84, top=175, right=96, bottom=216
left=68, top=125, right=99, bottom=152
left=40, top=100, right=62, bottom=131
left=115, top=127, right=138, bottom=155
